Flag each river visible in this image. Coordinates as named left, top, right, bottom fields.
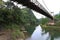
left=26, top=25, right=60, bottom=40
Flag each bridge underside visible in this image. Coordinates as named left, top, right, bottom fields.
left=10, top=0, right=53, bottom=20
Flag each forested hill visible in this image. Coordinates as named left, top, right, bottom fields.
left=20, top=8, right=39, bottom=34
left=0, top=1, right=39, bottom=40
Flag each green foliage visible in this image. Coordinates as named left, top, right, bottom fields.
left=39, top=13, right=60, bottom=26
left=11, top=30, right=25, bottom=40
left=40, top=12, right=60, bottom=40
left=0, top=0, right=3, bottom=5
left=42, top=25, right=60, bottom=38
left=20, top=8, right=39, bottom=34
left=0, top=2, right=39, bottom=40
left=0, top=2, right=39, bottom=35
left=39, top=18, right=49, bottom=25
left=54, top=14, right=60, bottom=20
left=54, top=14, right=60, bottom=26
left=0, top=7, right=22, bottom=29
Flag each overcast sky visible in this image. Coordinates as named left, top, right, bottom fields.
left=33, top=0, right=60, bottom=19
left=3, top=0, right=60, bottom=19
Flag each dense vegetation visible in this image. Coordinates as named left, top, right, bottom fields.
left=1, top=0, right=60, bottom=40
left=39, top=13, right=60, bottom=26
left=39, top=12, right=60, bottom=40
left=0, top=1, right=39, bottom=40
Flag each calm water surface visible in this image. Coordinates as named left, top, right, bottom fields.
left=26, top=25, right=60, bottom=40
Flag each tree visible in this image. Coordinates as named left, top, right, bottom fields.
left=54, top=14, right=60, bottom=20
left=0, top=1, right=39, bottom=40
left=39, top=18, right=49, bottom=25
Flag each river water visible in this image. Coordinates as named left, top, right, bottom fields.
left=26, top=25, right=60, bottom=40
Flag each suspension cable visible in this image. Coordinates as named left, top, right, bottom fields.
left=42, top=0, right=54, bottom=23
left=42, top=0, right=51, bottom=13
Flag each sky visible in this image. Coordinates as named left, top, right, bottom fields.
left=33, top=0, right=60, bottom=19
left=3, top=0, right=60, bottom=19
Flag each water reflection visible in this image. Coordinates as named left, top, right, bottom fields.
left=26, top=25, right=50, bottom=40
left=26, top=25, right=60, bottom=40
